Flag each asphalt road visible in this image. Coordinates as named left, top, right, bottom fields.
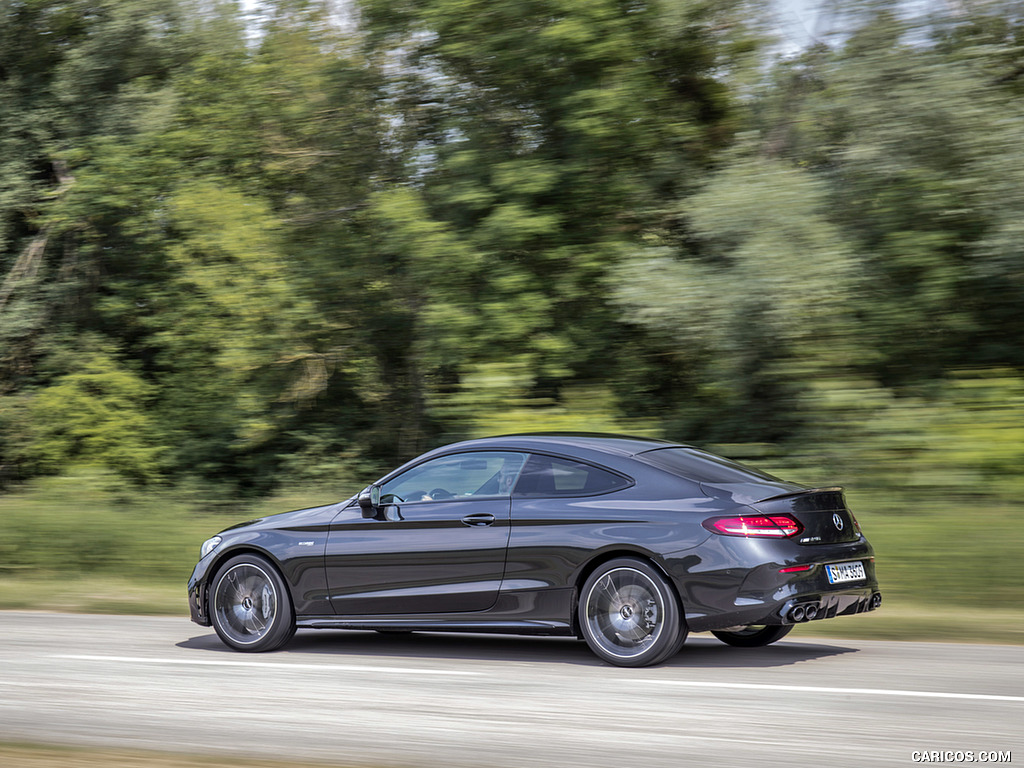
left=0, top=611, right=1020, bottom=767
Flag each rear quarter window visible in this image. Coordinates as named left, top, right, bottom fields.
left=514, top=454, right=631, bottom=497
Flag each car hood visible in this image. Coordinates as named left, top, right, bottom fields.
left=218, top=500, right=350, bottom=534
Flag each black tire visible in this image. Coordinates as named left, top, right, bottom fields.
left=578, top=558, right=687, bottom=667
left=711, top=624, right=793, bottom=648
left=210, top=553, right=295, bottom=652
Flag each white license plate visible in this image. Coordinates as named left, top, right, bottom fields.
left=826, top=561, right=866, bottom=584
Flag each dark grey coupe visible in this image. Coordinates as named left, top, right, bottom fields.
left=188, top=434, right=881, bottom=666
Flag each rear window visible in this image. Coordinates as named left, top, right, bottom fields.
left=637, top=447, right=782, bottom=485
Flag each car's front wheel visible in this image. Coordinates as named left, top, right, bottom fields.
left=711, top=624, right=793, bottom=647
left=579, top=558, right=687, bottom=667
left=210, top=553, right=295, bottom=652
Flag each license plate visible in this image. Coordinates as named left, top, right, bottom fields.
left=826, top=561, right=866, bottom=584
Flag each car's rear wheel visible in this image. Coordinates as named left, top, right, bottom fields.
left=711, top=624, right=793, bottom=647
left=210, top=553, right=295, bottom=652
left=579, top=558, right=687, bottom=667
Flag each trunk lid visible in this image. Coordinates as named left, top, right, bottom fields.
left=747, top=487, right=861, bottom=545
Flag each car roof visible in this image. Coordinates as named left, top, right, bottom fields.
left=428, top=433, right=683, bottom=459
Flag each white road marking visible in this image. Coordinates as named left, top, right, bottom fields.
left=52, top=654, right=481, bottom=676
left=46, top=656, right=1024, bottom=702
left=636, top=678, right=1024, bottom=703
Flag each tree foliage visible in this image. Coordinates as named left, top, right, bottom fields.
left=2, top=0, right=1024, bottom=496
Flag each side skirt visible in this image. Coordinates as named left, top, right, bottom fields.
left=295, top=616, right=574, bottom=636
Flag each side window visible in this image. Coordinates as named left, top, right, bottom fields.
left=514, top=454, right=631, bottom=498
left=381, top=452, right=527, bottom=503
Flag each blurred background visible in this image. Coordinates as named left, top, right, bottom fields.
left=1, top=0, right=1022, bottom=641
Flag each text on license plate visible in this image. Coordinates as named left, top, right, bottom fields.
left=826, top=561, right=866, bottom=584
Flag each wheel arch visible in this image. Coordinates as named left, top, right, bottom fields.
left=570, top=549, right=684, bottom=637
left=203, top=545, right=295, bottom=621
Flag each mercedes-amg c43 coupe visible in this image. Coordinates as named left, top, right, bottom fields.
left=189, top=434, right=881, bottom=666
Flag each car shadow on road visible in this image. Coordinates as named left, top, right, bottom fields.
left=177, top=630, right=858, bottom=668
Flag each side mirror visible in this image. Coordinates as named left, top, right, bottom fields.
left=358, top=485, right=381, bottom=515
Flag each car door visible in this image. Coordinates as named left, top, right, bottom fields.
left=324, top=451, right=527, bottom=615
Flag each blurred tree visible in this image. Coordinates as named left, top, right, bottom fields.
left=354, top=0, right=767, bottom=446
left=613, top=151, right=859, bottom=441
left=750, top=2, right=1024, bottom=386
left=1, top=0, right=221, bottom=481
left=21, top=341, right=163, bottom=481
left=614, top=0, right=1024, bottom=443
left=0, top=0, right=391, bottom=486
left=4, top=0, right=1024, bottom=494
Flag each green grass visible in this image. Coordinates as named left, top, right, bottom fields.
left=0, top=467, right=354, bottom=584
left=0, top=575, right=187, bottom=615
left=792, top=599, right=1024, bottom=645
left=842, top=487, right=1024, bottom=611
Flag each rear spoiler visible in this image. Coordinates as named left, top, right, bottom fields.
left=757, top=486, right=844, bottom=503
left=699, top=482, right=844, bottom=505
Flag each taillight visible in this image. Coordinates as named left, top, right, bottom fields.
left=702, top=514, right=803, bottom=538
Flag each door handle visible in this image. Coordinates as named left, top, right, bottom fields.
left=461, top=512, right=496, bottom=527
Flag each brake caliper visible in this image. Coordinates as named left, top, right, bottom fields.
left=643, top=599, right=658, bottom=629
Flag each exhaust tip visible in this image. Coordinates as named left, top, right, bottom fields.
left=804, top=604, right=819, bottom=621
left=870, top=592, right=882, bottom=610
left=790, top=605, right=806, bottom=623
